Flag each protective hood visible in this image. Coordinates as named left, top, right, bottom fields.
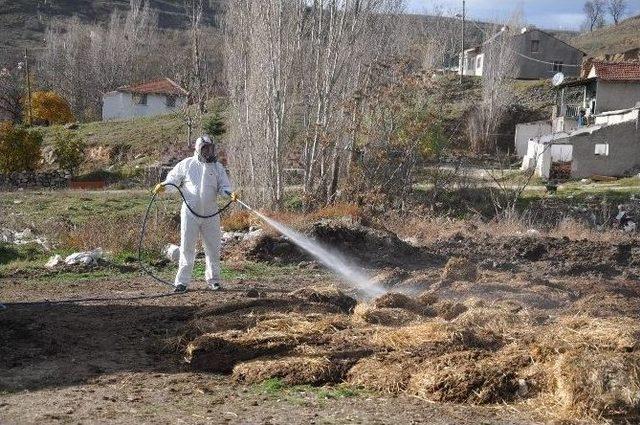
left=194, top=135, right=216, bottom=163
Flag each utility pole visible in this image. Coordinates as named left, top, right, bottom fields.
left=24, top=48, right=32, bottom=126
left=460, top=0, right=465, bottom=84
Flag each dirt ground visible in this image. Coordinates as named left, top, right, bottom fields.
left=3, top=218, right=640, bottom=424
left=0, top=274, right=542, bottom=425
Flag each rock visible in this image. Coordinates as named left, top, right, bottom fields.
left=64, top=248, right=103, bottom=266
left=64, top=122, right=79, bottom=130
left=242, top=229, right=263, bottom=242
left=45, top=254, right=63, bottom=268
left=162, top=244, right=180, bottom=263
left=526, top=229, right=540, bottom=236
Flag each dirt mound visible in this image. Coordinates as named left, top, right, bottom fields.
left=246, top=218, right=441, bottom=268
left=373, top=293, right=434, bottom=315
left=347, top=353, right=419, bottom=393
left=407, top=349, right=531, bottom=404
left=417, top=291, right=438, bottom=306
left=434, top=300, right=468, bottom=320
left=288, top=286, right=357, bottom=313
left=551, top=351, right=640, bottom=420
left=232, top=356, right=341, bottom=385
left=429, top=234, right=640, bottom=278
left=568, top=293, right=640, bottom=318
left=177, top=276, right=640, bottom=423
left=441, top=257, right=477, bottom=282
left=353, top=304, right=423, bottom=326
left=185, top=331, right=297, bottom=373
left=371, top=268, right=410, bottom=288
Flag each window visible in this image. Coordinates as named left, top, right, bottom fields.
left=476, top=56, right=483, bottom=70
left=531, top=39, right=539, bottom=53
left=553, top=61, right=563, bottom=72
left=166, top=95, right=176, bottom=107
left=133, top=94, right=147, bottom=105
left=466, top=57, right=474, bottom=71
left=594, top=143, right=609, bottom=156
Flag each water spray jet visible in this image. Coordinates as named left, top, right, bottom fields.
left=236, top=199, right=386, bottom=298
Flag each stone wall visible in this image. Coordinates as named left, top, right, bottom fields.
left=0, top=170, right=71, bottom=191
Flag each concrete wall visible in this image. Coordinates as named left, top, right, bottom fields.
left=595, top=108, right=639, bottom=126
left=461, top=51, right=480, bottom=76
left=595, top=82, right=640, bottom=114
left=512, top=30, right=583, bottom=79
left=102, top=92, right=186, bottom=121
left=569, top=121, right=640, bottom=178
left=514, top=120, right=552, bottom=157
left=553, top=116, right=579, bottom=133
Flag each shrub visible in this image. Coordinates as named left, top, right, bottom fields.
left=0, top=121, right=42, bottom=172
left=203, top=109, right=226, bottom=138
left=52, top=128, right=86, bottom=175
left=27, top=91, right=74, bottom=125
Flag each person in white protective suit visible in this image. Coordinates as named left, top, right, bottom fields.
left=153, top=135, right=236, bottom=293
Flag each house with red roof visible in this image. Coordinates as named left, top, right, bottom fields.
left=101, top=78, right=188, bottom=121
left=519, top=61, right=640, bottom=179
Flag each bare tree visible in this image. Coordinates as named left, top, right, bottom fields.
left=583, top=0, right=606, bottom=31
left=0, top=66, right=24, bottom=122
left=38, top=0, right=190, bottom=121
left=466, top=24, right=517, bottom=153
left=225, top=0, right=406, bottom=208
left=607, top=0, right=627, bottom=24
left=300, top=0, right=406, bottom=207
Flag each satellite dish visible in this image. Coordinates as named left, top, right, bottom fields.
left=552, top=72, right=565, bottom=86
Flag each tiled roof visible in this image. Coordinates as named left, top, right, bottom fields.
left=591, top=61, right=640, bottom=81
left=117, top=78, right=188, bottom=96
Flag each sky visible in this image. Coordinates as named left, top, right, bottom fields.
left=406, top=0, right=640, bottom=31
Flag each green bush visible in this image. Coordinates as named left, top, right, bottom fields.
left=52, top=128, right=86, bottom=175
left=203, top=109, right=226, bottom=138
left=0, top=122, right=42, bottom=173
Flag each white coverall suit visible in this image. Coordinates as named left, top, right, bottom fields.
left=162, top=139, right=232, bottom=288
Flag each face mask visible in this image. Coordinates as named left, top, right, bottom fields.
left=200, top=144, right=217, bottom=163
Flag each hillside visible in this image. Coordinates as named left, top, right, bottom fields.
left=571, top=14, right=640, bottom=57
left=0, top=0, right=224, bottom=61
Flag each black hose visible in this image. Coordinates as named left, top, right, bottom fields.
left=136, top=183, right=233, bottom=287
left=0, top=186, right=234, bottom=309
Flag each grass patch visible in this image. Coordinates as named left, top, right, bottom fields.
left=255, top=378, right=364, bottom=405
left=0, top=242, right=45, bottom=265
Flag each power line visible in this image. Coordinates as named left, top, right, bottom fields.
left=464, top=19, right=583, bottom=68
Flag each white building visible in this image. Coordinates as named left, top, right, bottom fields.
left=101, top=78, right=188, bottom=121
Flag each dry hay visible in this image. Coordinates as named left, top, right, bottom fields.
left=352, top=303, right=423, bottom=327
left=352, top=294, right=437, bottom=326
left=251, top=313, right=351, bottom=338
left=532, top=316, right=640, bottom=359
left=373, top=293, right=436, bottom=316
left=347, top=353, right=420, bottom=393
left=232, top=356, right=341, bottom=385
left=185, top=330, right=297, bottom=372
left=434, top=300, right=468, bottom=321
left=370, top=321, right=459, bottom=351
left=407, top=349, right=531, bottom=404
left=454, top=306, right=527, bottom=336
left=185, top=314, right=349, bottom=372
left=441, top=257, right=477, bottom=282
left=288, top=286, right=357, bottom=313
left=568, top=293, right=640, bottom=318
left=417, top=291, right=439, bottom=306
left=550, top=351, right=640, bottom=420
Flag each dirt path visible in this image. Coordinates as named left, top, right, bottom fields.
left=0, top=275, right=543, bottom=424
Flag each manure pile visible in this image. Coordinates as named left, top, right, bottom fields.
left=178, top=282, right=640, bottom=423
